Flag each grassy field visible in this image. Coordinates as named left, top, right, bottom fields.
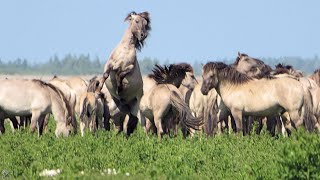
left=1, top=119, right=320, bottom=179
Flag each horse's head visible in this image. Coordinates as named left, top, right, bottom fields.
left=177, top=63, right=198, bottom=91
left=87, top=76, right=100, bottom=92
left=234, top=52, right=258, bottom=73
left=201, top=62, right=227, bottom=95
left=125, top=11, right=151, bottom=47
left=234, top=52, right=272, bottom=78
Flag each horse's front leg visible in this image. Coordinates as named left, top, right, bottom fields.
left=37, top=114, right=47, bottom=137
left=0, top=118, right=5, bottom=134
left=117, top=64, right=134, bottom=92
left=9, top=116, right=19, bottom=130
left=97, top=63, right=112, bottom=92
left=231, top=109, right=243, bottom=135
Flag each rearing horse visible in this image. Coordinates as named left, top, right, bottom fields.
left=98, top=11, right=151, bottom=136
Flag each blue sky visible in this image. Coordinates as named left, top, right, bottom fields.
left=0, top=0, right=319, bottom=63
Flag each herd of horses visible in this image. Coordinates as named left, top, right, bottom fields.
left=1, top=11, right=320, bottom=139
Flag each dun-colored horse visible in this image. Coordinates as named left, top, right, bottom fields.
left=201, top=62, right=313, bottom=134
left=0, top=79, right=72, bottom=137
left=98, top=11, right=151, bottom=137
left=140, top=64, right=202, bottom=139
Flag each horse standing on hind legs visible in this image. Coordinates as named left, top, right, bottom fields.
left=201, top=62, right=313, bottom=135
left=97, top=11, right=151, bottom=137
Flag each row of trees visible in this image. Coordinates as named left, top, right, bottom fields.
left=0, top=54, right=319, bottom=75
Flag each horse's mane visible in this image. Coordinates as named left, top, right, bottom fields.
left=203, top=62, right=252, bottom=85
left=125, top=11, right=151, bottom=51
left=272, top=63, right=303, bottom=78
left=32, top=79, right=72, bottom=120
left=176, top=63, right=194, bottom=73
left=148, top=64, right=187, bottom=86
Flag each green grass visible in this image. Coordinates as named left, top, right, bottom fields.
left=0, top=119, right=320, bottom=179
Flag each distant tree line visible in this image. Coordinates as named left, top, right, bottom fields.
left=0, top=54, right=319, bottom=75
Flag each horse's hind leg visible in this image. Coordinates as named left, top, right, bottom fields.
left=126, top=114, right=138, bottom=138
left=288, top=110, right=302, bottom=130
left=126, top=98, right=140, bottom=137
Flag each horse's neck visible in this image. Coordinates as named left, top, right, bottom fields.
left=117, top=28, right=136, bottom=51
left=215, top=80, right=234, bottom=104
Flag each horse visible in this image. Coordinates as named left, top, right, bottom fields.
left=86, top=76, right=111, bottom=131
left=201, top=62, right=313, bottom=135
left=140, top=64, right=202, bottom=139
left=0, top=79, right=73, bottom=137
left=273, top=63, right=319, bottom=132
left=98, top=11, right=151, bottom=137
left=233, top=52, right=273, bottom=79
left=79, top=91, right=104, bottom=137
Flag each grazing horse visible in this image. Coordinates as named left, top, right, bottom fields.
left=201, top=62, right=313, bottom=135
left=0, top=79, right=72, bottom=137
left=140, top=64, right=202, bottom=139
left=98, top=11, right=151, bottom=137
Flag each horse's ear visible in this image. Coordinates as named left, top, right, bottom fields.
left=238, top=52, right=241, bottom=57
left=124, top=11, right=137, bottom=22
left=200, top=63, right=204, bottom=67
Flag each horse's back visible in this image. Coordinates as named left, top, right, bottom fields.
left=0, top=79, right=51, bottom=115
left=223, top=77, right=304, bottom=115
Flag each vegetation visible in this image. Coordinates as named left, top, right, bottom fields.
left=1, top=119, right=319, bottom=179
left=0, top=54, right=319, bottom=75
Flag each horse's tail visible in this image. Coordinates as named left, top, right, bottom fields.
left=303, top=89, right=316, bottom=132
left=170, top=90, right=203, bottom=135
left=80, top=96, right=88, bottom=120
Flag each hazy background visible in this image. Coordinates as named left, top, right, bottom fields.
left=0, top=0, right=319, bottom=74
